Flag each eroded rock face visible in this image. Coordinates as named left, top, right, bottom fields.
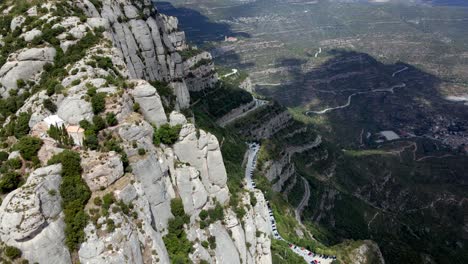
left=0, top=2, right=273, bottom=264
left=175, top=166, right=208, bottom=215
left=0, top=47, right=56, bottom=97
left=210, top=222, right=241, bottom=264
left=350, top=240, right=385, bottom=264
left=132, top=152, right=175, bottom=230
left=131, top=81, right=167, bottom=127
left=173, top=124, right=229, bottom=205
left=0, top=164, right=72, bottom=264
left=81, top=151, right=124, bottom=191
left=89, top=0, right=192, bottom=108
left=183, top=51, right=218, bottom=92
left=57, top=95, right=94, bottom=124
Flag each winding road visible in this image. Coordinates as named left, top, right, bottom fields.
left=306, top=67, right=409, bottom=115
left=295, top=177, right=310, bottom=225
left=221, top=68, right=238, bottom=78
left=220, top=99, right=268, bottom=127
left=314, top=47, right=322, bottom=58
left=245, top=143, right=334, bottom=264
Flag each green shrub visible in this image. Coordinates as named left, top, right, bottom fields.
left=0, top=151, right=9, bottom=162
left=71, top=79, right=81, bottom=86
left=153, top=124, right=181, bottom=145
left=102, top=193, right=115, bottom=210
left=79, top=120, right=93, bottom=131
left=43, top=98, right=57, bottom=113
left=0, top=172, right=22, bottom=194
left=133, top=102, right=140, bottom=112
left=48, top=150, right=82, bottom=177
left=138, top=148, right=146, bottom=156
left=14, top=112, right=31, bottom=139
left=201, top=241, right=209, bottom=248
left=199, top=210, right=208, bottom=220
left=16, top=79, right=26, bottom=88
left=48, top=150, right=90, bottom=250
left=14, top=136, right=43, bottom=161
left=84, top=134, right=99, bottom=150
left=235, top=206, right=246, bottom=219
left=163, top=198, right=193, bottom=263
left=208, top=236, right=216, bottom=249
left=200, top=220, right=207, bottom=229
left=106, top=218, right=115, bottom=232
left=4, top=158, right=22, bottom=170
left=47, top=125, right=74, bottom=148
left=92, top=115, right=106, bottom=131
left=94, top=197, right=102, bottom=206
left=4, top=245, right=22, bottom=259
left=91, top=93, right=106, bottom=114
left=250, top=192, right=257, bottom=206
left=179, top=48, right=203, bottom=60
left=105, top=112, right=118, bottom=126
left=207, top=202, right=224, bottom=222
left=87, top=85, right=97, bottom=97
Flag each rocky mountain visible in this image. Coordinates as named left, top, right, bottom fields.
left=0, top=0, right=271, bottom=263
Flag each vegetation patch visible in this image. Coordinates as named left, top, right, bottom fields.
left=163, top=198, right=194, bottom=263
left=48, top=150, right=91, bottom=251
left=153, top=124, right=182, bottom=145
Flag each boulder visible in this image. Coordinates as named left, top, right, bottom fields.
left=10, top=16, right=25, bottom=31
left=22, top=29, right=42, bottom=42
left=169, top=111, right=187, bottom=126
left=57, top=95, right=93, bottom=124
left=86, top=17, right=110, bottom=29
left=131, top=81, right=167, bottom=127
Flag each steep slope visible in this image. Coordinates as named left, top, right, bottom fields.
left=0, top=1, right=270, bottom=263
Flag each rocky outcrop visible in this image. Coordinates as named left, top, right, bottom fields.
left=262, top=151, right=295, bottom=192
left=57, top=95, right=94, bottom=125
left=78, top=0, right=194, bottom=109
left=0, top=1, right=271, bottom=264
left=81, top=151, right=124, bottom=191
left=0, top=165, right=71, bottom=264
left=0, top=47, right=56, bottom=97
left=175, top=166, right=208, bottom=215
left=173, top=124, right=230, bottom=205
left=130, top=80, right=167, bottom=127
left=183, top=51, right=218, bottom=92
left=350, top=240, right=385, bottom=264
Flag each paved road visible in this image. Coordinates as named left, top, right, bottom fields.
left=295, top=177, right=310, bottom=225
left=222, top=68, right=238, bottom=78
left=306, top=66, right=409, bottom=115
left=244, top=143, right=335, bottom=264
left=220, top=99, right=268, bottom=127
left=392, top=66, right=408, bottom=77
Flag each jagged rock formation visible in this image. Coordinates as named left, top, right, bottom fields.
left=0, top=1, right=271, bottom=263
left=183, top=51, right=218, bottom=92
left=78, top=0, right=217, bottom=109
left=0, top=165, right=72, bottom=264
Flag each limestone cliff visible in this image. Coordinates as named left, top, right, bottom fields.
left=0, top=1, right=270, bottom=263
